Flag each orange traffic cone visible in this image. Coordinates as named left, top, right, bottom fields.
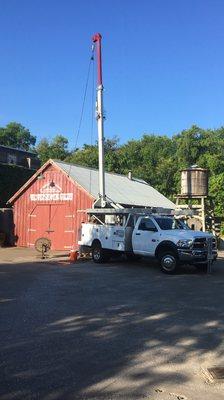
left=70, top=249, right=78, bottom=263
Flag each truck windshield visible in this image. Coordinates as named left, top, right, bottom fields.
left=154, top=217, right=190, bottom=230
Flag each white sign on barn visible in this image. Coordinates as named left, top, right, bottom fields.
left=30, top=182, right=73, bottom=201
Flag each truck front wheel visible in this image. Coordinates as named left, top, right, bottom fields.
left=159, top=251, right=178, bottom=274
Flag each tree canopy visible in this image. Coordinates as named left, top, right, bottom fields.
left=1, top=122, right=224, bottom=216
left=36, top=135, right=70, bottom=164
left=0, top=122, right=36, bottom=151
left=64, top=125, right=224, bottom=215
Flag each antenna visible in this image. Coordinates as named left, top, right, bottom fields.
left=92, top=33, right=106, bottom=208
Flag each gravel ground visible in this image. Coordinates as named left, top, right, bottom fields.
left=1, top=248, right=224, bottom=399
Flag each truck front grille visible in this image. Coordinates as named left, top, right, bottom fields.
left=193, top=238, right=207, bottom=249
left=193, top=237, right=217, bottom=250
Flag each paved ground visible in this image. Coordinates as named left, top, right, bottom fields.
left=1, top=248, right=224, bottom=400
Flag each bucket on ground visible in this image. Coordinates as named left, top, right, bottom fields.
left=70, top=249, right=78, bottom=262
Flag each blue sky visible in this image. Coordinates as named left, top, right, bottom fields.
left=0, top=0, right=224, bottom=149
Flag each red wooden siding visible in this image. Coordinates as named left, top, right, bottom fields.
left=12, top=163, right=93, bottom=250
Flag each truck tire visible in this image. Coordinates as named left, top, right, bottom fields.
left=159, top=251, right=178, bottom=274
left=92, top=242, right=109, bottom=263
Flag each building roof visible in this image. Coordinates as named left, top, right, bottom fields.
left=54, top=160, right=175, bottom=209
left=0, top=144, right=38, bottom=155
left=8, top=159, right=175, bottom=209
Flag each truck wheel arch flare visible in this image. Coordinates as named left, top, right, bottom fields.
left=155, top=241, right=178, bottom=258
left=91, top=238, right=102, bottom=248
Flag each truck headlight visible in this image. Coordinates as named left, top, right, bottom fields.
left=177, top=239, right=193, bottom=248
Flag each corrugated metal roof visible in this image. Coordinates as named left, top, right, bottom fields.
left=54, top=160, right=175, bottom=209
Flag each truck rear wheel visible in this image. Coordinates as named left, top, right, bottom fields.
left=159, top=251, right=178, bottom=274
left=92, top=242, right=110, bottom=263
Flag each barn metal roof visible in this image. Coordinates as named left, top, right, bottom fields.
left=54, top=160, right=175, bottom=209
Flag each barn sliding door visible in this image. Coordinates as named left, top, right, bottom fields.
left=28, top=204, right=74, bottom=250
left=48, top=204, right=74, bottom=250
left=28, top=205, right=50, bottom=248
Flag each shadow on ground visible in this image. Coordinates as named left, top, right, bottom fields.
left=0, top=256, right=224, bottom=399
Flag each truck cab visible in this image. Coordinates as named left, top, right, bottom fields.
left=131, top=215, right=217, bottom=273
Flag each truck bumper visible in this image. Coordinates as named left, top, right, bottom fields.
left=178, top=249, right=218, bottom=264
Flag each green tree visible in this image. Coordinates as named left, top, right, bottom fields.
left=50, top=135, right=70, bottom=161
left=65, top=137, right=120, bottom=171
left=36, top=135, right=69, bottom=164
left=173, top=125, right=205, bottom=168
left=172, top=125, right=224, bottom=214
left=35, top=126, right=224, bottom=216
left=209, top=174, right=224, bottom=215
left=36, top=139, right=51, bottom=164
left=173, top=125, right=224, bottom=171
left=0, top=122, right=36, bottom=150
left=66, top=144, right=98, bottom=168
left=116, top=134, right=177, bottom=197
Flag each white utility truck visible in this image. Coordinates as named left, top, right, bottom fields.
left=79, top=208, right=217, bottom=274
left=79, top=35, right=217, bottom=274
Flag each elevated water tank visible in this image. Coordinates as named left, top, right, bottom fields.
left=181, top=167, right=208, bottom=196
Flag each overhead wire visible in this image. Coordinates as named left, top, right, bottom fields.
left=67, top=44, right=95, bottom=178
left=74, top=44, right=95, bottom=151
left=68, top=44, right=96, bottom=248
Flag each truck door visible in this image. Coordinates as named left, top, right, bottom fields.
left=132, top=217, right=159, bottom=255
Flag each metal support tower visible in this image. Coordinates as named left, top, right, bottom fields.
left=175, top=195, right=206, bottom=232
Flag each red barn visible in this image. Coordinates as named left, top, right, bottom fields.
left=8, top=159, right=175, bottom=250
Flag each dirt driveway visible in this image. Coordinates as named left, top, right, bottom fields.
left=0, top=246, right=69, bottom=263
left=1, top=248, right=224, bottom=399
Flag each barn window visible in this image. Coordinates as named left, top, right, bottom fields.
left=7, top=154, right=17, bottom=164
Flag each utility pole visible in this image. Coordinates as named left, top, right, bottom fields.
left=92, top=33, right=106, bottom=208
